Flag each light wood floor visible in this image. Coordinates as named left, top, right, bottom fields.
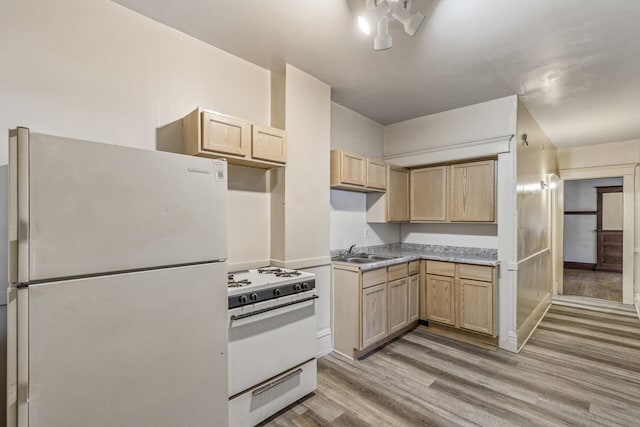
left=563, top=268, right=622, bottom=302
left=263, top=305, right=640, bottom=426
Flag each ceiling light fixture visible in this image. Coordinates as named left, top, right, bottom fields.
left=358, top=0, right=425, bottom=51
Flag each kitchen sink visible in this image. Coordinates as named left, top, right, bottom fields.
left=332, top=254, right=400, bottom=264
left=366, top=255, right=396, bottom=260
left=345, top=257, right=373, bottom=263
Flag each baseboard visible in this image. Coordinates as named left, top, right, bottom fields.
left=499, top=332, right=518, bottom=353
left=517, top=293, right=551, bottom=352
left=563, top=261, right=596, bottom=270
left=316, top=328, right=332, bottom=357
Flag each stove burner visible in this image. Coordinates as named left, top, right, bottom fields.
left=257, top=267, right=283, bottom=274
left=227, top=277, right=251, bottom=288
left=274, top=271, right=301, bottom=277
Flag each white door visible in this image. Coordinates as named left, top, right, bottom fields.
left=25, top=263, right=228, bottom=427
left=24, top=131, right=227, bottom=281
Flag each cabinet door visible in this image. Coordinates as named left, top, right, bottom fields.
left=449, top=160, right=495, bottom=222
left=408, top=274, right=419, bottom=323
left=251, top=125, right=286, bottom=163
left=458, top=278, right=494, bottom=335
left=410, top=166, right=447, bottom=221
left=366, top=159, right=387, bottom=190
left=388, top=278, right=408, bottom=334
left=425, top=274, right=455, bottom=326
left=387, top=165, right=409, bottom=222
left=362, top=283, right=388, bottom=348
left=341, top=151, right=366, bottom=186
left=201, top=111, right=251, bottom=157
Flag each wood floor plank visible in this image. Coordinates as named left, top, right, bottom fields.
left=262, top=304, right=640, bottom=427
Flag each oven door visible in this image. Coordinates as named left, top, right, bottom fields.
left=228, top=291, right=317, bottom=397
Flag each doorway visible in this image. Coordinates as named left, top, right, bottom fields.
left=562, top=178, right=623, bottom=302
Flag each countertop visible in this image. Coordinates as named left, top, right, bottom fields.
left=331, top=243, right=498, bottom=271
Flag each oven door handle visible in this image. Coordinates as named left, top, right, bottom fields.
left=230, top=295, right=318, bottom=321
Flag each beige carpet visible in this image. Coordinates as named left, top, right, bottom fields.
left=563, top=268, right=622, bottom=302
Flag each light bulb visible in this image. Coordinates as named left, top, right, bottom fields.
left=358, top=16, right=371, bottom=35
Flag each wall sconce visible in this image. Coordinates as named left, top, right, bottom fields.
left=540, top=180, right=549, bottom=190
left=521, top=133, right=529, bottom=146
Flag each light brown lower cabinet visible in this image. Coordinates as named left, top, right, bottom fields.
left=424, top=261, right=496, bottom=339
left=458, top=278, right=493, bottom=335
left=388, top=278, right=408, bottom=334
left=362, top=283, right=388, bottom=347
left=425, top=274, right=455, bottom=326
left=333, top=261, right=419, bottom=359
left=408, top=274, right=419, bottom=323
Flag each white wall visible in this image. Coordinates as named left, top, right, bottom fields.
left=563, top=178, right=623, bottom=264
left=384, top=95, right=517, bottom=158
left=400, top=224, right=498, bottom=248
left=330, top=102, right=399, bottom=250
left=0, top=0, right=272, bottom=270
left=270, top=65, right=332, bottom=355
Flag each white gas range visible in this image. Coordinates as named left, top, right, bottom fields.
left=227, top=267, right=318, bottom=427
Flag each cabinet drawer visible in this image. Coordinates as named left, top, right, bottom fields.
left=388, top=263, right=408, bottom=281
left=362, top=268, right=387, bottom=289
left=426, top=261, right=455, bottom=277
left=458, top=264, right=493, bottom=282
left=408, top=261, right=420, bottom=275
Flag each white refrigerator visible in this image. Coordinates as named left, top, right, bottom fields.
left=6, top=128, right=229, bottom=427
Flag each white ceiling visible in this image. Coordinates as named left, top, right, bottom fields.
left=114, top=0, right=640, bottom=148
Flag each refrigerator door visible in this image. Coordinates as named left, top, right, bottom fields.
left=18, top=130, right=227, bottom=282
left=24, top=262, right=228, bottom=427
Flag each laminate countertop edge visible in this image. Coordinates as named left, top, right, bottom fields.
left=331, top=253, right=499, bottom=271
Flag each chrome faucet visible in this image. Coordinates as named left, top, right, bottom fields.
left=347, top=244, right=356, bottom=255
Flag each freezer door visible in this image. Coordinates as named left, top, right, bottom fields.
left=21, top=130, right=227, bottom=282
left=24, top=263, right=228, bottom=427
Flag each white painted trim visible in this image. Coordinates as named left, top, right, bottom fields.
left=636, top=304, right=640, bottom=321
left=559, top=163, right=637, bottom=180
left=383, top=135, right=513, bottom=167
left=316, top=327, right=332, bottom=357
left=516, top=293, right=551, bottom=352
left=497, top=140, right=518, bottom=354
left=503, top=262, right=519, bottom=271
left=228, top=259, right=272, bottom=272
left=270, top=257, right=332, bottom=270
left=499, top=331, right=518, bottom=353
left=557, top=164, right=636, bottom=305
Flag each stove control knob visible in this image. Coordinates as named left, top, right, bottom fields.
left=239, top=295, right=248, bottom=304
left=250, top=293, right=259, bottom=302
left=302, top=282, right=309, bottom=290
left=294, top=284, right=302, bottom=292
left=273, top=288, right=281, bottom=297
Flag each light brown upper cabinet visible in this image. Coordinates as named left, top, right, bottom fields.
left=331, top=150, right=366, bottom=186
left=251, top=124, right=287, bottom=163
left=181, top=108, right=286, bottom=169
left=330, top=149, right=386, bottom=192
left=366, top=158, right=387, bottom=190
left=366, top=163, right=410, bottom=223
left=410, top=166, right=447, bottom=222
left=449, top=160, right=495, bottom=222
left=387, top=165, right=410, bottom=222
